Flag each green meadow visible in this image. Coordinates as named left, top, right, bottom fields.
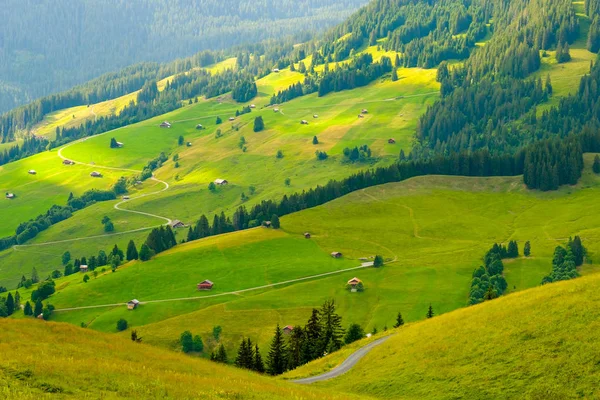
left=16, top=155, right=598, bottom=359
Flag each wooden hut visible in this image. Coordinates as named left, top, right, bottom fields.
left=331, top=252, right=342, bottom=258
left=197, top=280, right=214, bottom=290
left=127, top=299, right=140, bottom=310
left=160, top=121, right=172, bottom=128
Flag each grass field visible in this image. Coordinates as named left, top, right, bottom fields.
left=308, top=270, right=600, bottom=399
left=0, top=319, right=367, bottom=400
left=8, top=155, right=597, bottom=360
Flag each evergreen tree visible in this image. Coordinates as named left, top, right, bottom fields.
left=216, top=344, right=228, bottom=363
left=344, top=323, right=365, bottom=344
left=180, top=330, right=193, bottom=353
left=139, top=243, right=153, bottom=261
left=524, top=241, right=531, bottom=257
left=235, top=338, right=254, bottom=369
left=391, top=68, right=398, bottom=82
left=318, top=299, right=344, bottom=355
left=373, top=255, right=384, bottom=267
left=126, top=240, right=138, bottom=261
left=193, top=335, right=204, bottom=352
left=23, top=301, right=32, bottom=316
left=62, top=251, right=71, bottom=265
left=267, top=324, right=287, bottom=375
left=34, top=298, right=43, bottom=317
left=393, top=312, right=404, bottom=328
left=254, top=344, right=265, bottom=373
left=178, top=135, right=184, bottom=146
left=5, top=293, right=14, bottom=315
left=110, top=137, right=118, bottom=148
left=14, top=291, right=20, bottom=310
left=304, top=308, right=321, bottom=362
left=287, top=326, right=305, bottom=370
left=426, top=304, right=434, bottom=319
left=253, top=116, right=264, bottom=132
left=312, top=135, right=319, bottom=145
left=31, top=267, right=39, bottom=283
left=271, top=214, right=280, bottom=229
left=116, top=318, right=128, bottom=331
left=216, top=116, right=222, bottom=124
left=593, top=155, right=600, bottom=174
left=507, top=240, right=519, bottom=258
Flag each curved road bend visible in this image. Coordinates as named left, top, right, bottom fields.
left=292, top=335, right=393, bottom=384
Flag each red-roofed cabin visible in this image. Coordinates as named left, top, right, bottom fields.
left=388, top=138, right=396, bottom=144
left=197, top=280, right=214, bottom=290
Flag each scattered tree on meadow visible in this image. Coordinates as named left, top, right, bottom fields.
left=131, top=330, right=142, bottom=343
left=117, top=319, right=128, bottom=331
left=312, top=135, right=319, bottom=145
left=253, top=116, right=264, bottom=132
left=216, top=116, right=222, bottom=124
left=391, top=68, right=398, bottom=81
left=344, top=323, right=365, bottom=344
left=208, top=182, right=216, bottom=192
left=426, top=304, right=434, bottom=319
left=180, top=331, right=194, bottom=353
left=178, top=135, right=184, bottom=146
left=193, top=335, right=204, bottom=352
left=373, top=255, right=384, bottom=267
left=5, top=293, right=14, bottom=315
left=524, top=241, right=531, bottom=257
left=213, top=325, right=222, bottom=341
left=83, top=274, right=90, bottom=283
left=62, top=251, right=71, bottom=265
left=276, top=150, right=283, bottom=159
left=110, top=138, right=118, bottom=148
left=212, top=344, right=228, bottom=363
left=393, top=312, right=404, bottom=328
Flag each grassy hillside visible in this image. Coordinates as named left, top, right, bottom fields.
left=306, top=270, right=600, bottom=399
left=0, top=319, right=367, bottom=400
left=10, top=156, right=597, bottom=360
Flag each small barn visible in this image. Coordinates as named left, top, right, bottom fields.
left=313, top=114, right=318, bottom=118
left=197, top=280, right=214, bottom=290
left=80, top=265, right=89, bottom=272
left=160, top=121, right=172, bottom=128
left=274, top=108, right=279, bottom=112
left=90, top=171, right=102, bottom=177
left=301, top=120, right=308, bottom=125
left=122, top=195, right=130, bottom=200
left=28, top=170, right=37, bottom=175
left=388, top=138, right=396, bottom=144
left=196, top=124, right=204, bottom=130
left=116, top=141, right=124, bottom=148
left=283, top=325, right=294, bottom=335
left=263, top=221, right=272, bottom=228
left=304, top=232, right=311, bottom=239
left=229, top=117, right=235, bottom=121
left=347, top=277, right=362, bottom=292
left=272, top=68, right=280, bottom=73
left=250, top=104, right=256, bottom=109
left=358, top=114, right=364, bottom=118
left=186, top=142, right=192, bottom=147
left=361, top=109, right=368, bottom=114
left=169, top=220, right=185, bottom=229
left=63, top=159, right=75, bottom=165
left=127, top=299, right=140, bottom=310
left=331, top=252, right=342, bottom=258
left=214, top=179, right=228, bottom=185
left=5, top=193, right=15, bottom=199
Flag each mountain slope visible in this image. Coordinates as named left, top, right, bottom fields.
left=0, top=0, right=368, bottom=113
left=0, top=318, right=367, bottom=400
left=295, top=270, right=600, bottom=399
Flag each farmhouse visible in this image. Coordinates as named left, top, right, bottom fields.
left=304, top=232, right=311, bottom=239
left=62, top=159, right=75, bottom=165
left=331, top=252, right=342, bottom=258
left=80, top=265, right=88, bottom=272
left=347, top=277, right=362, bottom=287
left=127, top=299, right=140, bottom=310
left=197, top=280, right=214, bottom=290
left=283, top=325, right=294, bottom=335
left=214, top=178, right=228, bottom=185
left=28, top=170, right=37, bottom=175
left=5, top=193, right=15, bottom=199
left=169, top=220, right=185, bottom=228
left=301, top=120, right=308, bottom=125
left=160, top=121, right=171, bottom=128
left=90, top=171, right=102, bottom=177
left=388, top=138, right=396, bottom=144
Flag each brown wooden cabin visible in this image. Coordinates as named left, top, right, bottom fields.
left=197, top=280, right=214, bottom=290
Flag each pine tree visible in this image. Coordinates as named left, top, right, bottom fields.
left=318, top=299, right=344, bottom=355
left=344, top=323, right=365, bottom=345
left=271, top=214, right=280, bottom=229
left=236, top=338, right=254, bottom=369
left=24, top=301, right=32, bottom=316
left=14, top=291, right=20, bottom=310
left=5, top=293, right=14, bottom=315
left=126, top=240, right=138, bottom=261
left=312, top=135, right=319, bottom=145
left=139, top=244, right=152, bottom=261
left=287, top=326, right=305, bottom=370
left=254, top=344, right=265, bottom=373
left=426, top=304, right=434, bottom=319
left=216, top=344, right=228, bottom=363
left=391, top=68, right=398, bottom=82
left=524, top=241, right=531, bottom=257
left=34, top=299, right=43, bottom=317
left=373, top=255, right=384, bottom=267
left=266, top=324, right=287, bottom=375
left=253, top=116, right=264, bottom=132
left=304, top=308, right=321, bottom=362
left=31, top=267, right=39, bottom=283
left=593, top=155, right=600, bottom=174
left=180, top=331, right=193, bottom=353
left=393, top=312, right=404, bottom=328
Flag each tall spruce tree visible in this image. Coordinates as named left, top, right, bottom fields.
left=5, top=293, right=14, bottom=315
left=394, top=312, right=404, bottom=328
left=254, top=344, right=265, bottom=373
left=287, top=326, right=305, bottom=370
left=304, top=308, right=321, bottom=361
left=266, top=324, right=287, bottom=375
left=23, top=301, right=32, bottom=316
left=427, top=304, right=434, bottom=318
left=524, top=241, right=531, bottom=257
left=318, top=299, right=344, bottom=355
left=34, top=299, right=43, bottom=317
left=126, top=240, right=138, bottom=261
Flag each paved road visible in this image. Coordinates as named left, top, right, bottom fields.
left=292, top=335, right=393, bottom=384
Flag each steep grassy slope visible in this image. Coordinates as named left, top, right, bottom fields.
left=307, top=271, right=600, bottom=399
left=14, top=156, right=598, bottom=360
left=0, top=319, right=367, bottom=400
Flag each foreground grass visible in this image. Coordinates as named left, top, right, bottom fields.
left=315, top=271, right=600, bottom=399
left=0, top=319, right=368, bottom=400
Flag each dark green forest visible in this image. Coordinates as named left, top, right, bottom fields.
left=0, top=0, right=367, bottom=114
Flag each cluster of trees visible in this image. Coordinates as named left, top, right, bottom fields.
left=180, top=331, right=204, bottom=354
left=542, top=236, right=586, bottom=284
left=0, top=187, right=120, bottom=251
left=0, top=290, right=53, bottom=320
left=0, top=136, right=48, bottom=167
left=317, top=54, right=392, bottom=97
left=101, top=216, right=114, bottom=233
left=343, top=144, right=372, bottom=162
left=269, top=78, right=317, bottom=105
left=468, top=243, right=516, bottom=305
left=523, top=137, right=583, bottom=191
left=231, top=78, right=258, bottom=102
left=234, top=338, right=265, bottom=373
left=140, top=226, right=176, bottom=261
left=62, top=242, right=129, bottom=277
